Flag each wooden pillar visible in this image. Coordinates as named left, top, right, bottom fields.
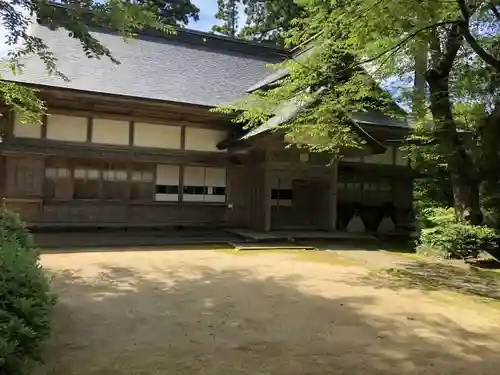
left=263, top=169, right=271, bottom=232
left=262, top=149, right=272, bottom=232
left=327, top=158, right=339, bottom=231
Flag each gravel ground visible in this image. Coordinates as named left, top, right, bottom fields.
left=38, top=249, right=500, bottom=375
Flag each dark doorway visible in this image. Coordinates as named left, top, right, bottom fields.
left=292, top=179, right=330, bottom=229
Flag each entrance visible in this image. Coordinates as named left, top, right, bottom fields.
left=292, top=179, right=330, bottom=229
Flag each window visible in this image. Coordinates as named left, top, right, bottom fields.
left=102, top=164, right=128, bottom=200
left=183, top=186, right=207, bottom=195
left=155, top=165, right=179, bottom=202
left=130, top=167, right=154, bottom=201
left=271, top=189, right=293, bottom=200
left=74, top=166, right=100, bottom=199
left=337, top=175, right=362, bottom=202
left=156, top=185, right=179, bottom=194
left=270, top=176, right=292, bottom=206
left=44, top=166, right=72, bottom=199
left=183, top=166, right=226, bottom=203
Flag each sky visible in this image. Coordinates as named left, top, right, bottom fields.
left=191, top=0, right=246, bottom=32
left=191, top=0, right=219, bottom=31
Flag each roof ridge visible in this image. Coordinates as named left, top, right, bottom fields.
left=42, top=1, right=290, bottom=58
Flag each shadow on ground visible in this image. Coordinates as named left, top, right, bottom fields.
left=364, top=261, right=500, bottom=300
left=38, top=258, right=500, bottom=375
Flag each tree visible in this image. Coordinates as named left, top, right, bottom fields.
left=136, top=0, right=200, bottom=26
left=212, top=0, right=240, bottom=37
left=238, top=0, right=303, bottom=45
left=215, top=0, right=500, bottom=224
left=0, top=1, right=167, bottom=124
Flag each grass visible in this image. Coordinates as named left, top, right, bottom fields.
left=295, top=250, right=363, bottom=266
left=216, top=249, right=308, bottom=255
left=217, top=248, right=363, bottom=266
left=380, top=249, right=425, bottom=261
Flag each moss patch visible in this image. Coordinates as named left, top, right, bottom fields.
left=378, top=261, right=500, bottom=301
left=217, top=249, right=363, bottom=266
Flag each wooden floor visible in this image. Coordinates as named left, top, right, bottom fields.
left=34, top=228, right=243, bottom=249
left=227, top=228, right=377, bottom=241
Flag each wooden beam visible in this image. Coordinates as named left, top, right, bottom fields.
left=45, top=106, right=229, bottom=130
left=178, top=165, right=185, bottom=203
left=328, top=160, right=338, bottom=231
left=180, top=125, right=186, bottom=150
left=262, top=148, right=271, bottom=232
left=86, top=117, right=93, bottom=143
left=129, top=120, right=135, bottom=146
left=6, top=111, right=14, bottom=141
left=41, top=114, right=48, bottom=139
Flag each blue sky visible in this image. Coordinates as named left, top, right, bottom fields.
left=191, top=0, right=219, bottom=31
left=191, top=0, right=246, bottom=32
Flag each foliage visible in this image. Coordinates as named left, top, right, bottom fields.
left=0, top=0, right=170, bottom=124
left=238, top=0, right=303, bottom=44
left=136, top=0, right=199, bottom=25
left=408, top=121, right=454, bottom=211
left=416, top=206, right=499, bottom=259
left=212, top=0, right=240, bottom=37
left=0, top=207, right=56, bottom=375
left=418, top=222, right=499, bottom=259
left=417, top=206, right=456, bottom=228
left=0, top=204, right=35, bottom=250
left=215, top=0, right=500, bottom=224
left=214, top=42, right=393, bottom=153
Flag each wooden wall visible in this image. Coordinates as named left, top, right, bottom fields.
left=0, top=153, right=235, bottom=227
left=0, top=89, right=414, bottom=230
left=11, top=112, right=227, bottom=153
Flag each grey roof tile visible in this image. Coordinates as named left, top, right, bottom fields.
left=227, top=90, right=390, bottom=153
left=2, top=24, right=284, bottom=107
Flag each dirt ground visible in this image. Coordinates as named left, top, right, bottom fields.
left=38, top=248, right=500, bottom=375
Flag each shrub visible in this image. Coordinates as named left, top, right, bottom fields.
left=0, top=207, right=35, bottom=250
left=0, top=207, right=55, bottom=375
left=417, top=222, right=499, bottom=259
left=417, top=206, right=456, bottom=228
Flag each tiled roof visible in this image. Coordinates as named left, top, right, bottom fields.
left=2, top=23, right=286, bottom=107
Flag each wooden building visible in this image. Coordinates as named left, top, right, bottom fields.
left=0, top=22, right=412, bottom=232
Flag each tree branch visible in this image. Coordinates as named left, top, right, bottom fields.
left=461, top=24, right=500, bottom=70
left=489, top=2, right=500, bottom=22
left=457, top=0, right=473, bottom=18
left=457, top=0, right=500, bottom=71
left=355, top=21, right=457, bottom=68
left=429, top=27, right=442, bottom=61
left=436, top=25, right=463, bottom=75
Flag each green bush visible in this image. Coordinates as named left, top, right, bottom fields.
left=0, top=208, right=35, bottom=250
left=0, top=207, right=55, bottom=375
left=417, top=222, right=499, bottom=259
left=417, top=206, right=456, bottom=228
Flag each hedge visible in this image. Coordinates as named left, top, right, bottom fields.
left=0, top=206, right=56, bottom=375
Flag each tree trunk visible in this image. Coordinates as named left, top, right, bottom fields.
left=427, top=70, right=483, bottom=224
left=478, top=104, right=500, bottom=226
left=412, top=38, right=428, bottom=117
